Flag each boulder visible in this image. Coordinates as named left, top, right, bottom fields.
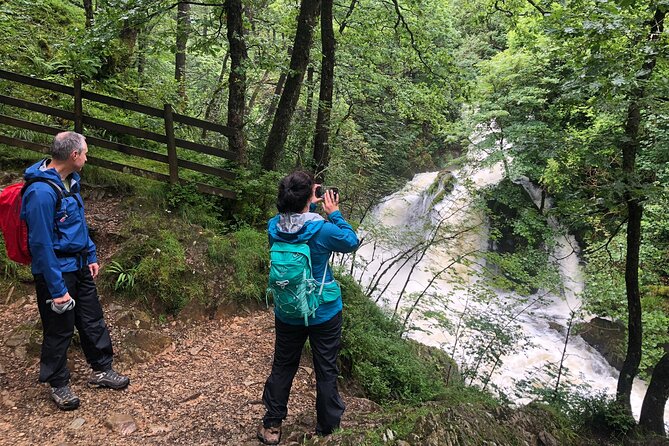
left=578, top=317, right=625, bottom=371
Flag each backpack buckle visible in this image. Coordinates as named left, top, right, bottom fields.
left=275, top=280, right=289, bottom=289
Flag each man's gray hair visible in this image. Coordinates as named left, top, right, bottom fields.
left=50, top=132, right=86, bottom=161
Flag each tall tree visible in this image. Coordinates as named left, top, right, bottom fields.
left=617, top=5, right=666, bottom=414
left=312, top=0, right=335, bottom=181
left=261, top=0, right=322, bottom=171
left=176, top=0, right=191, bottom=99
left=225, top=0, right=249, bottom=165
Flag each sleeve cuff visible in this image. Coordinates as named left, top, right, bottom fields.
left=327, top=210, right=343, bottom=220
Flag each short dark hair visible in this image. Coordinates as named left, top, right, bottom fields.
left=277, top=171, right=314, bottom=213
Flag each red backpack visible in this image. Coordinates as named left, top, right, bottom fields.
left=0, top=179, right=64, bottom=265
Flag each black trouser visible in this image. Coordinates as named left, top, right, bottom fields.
left=34, top=267, right=114, bottom=388
left=262, top=311, right=346, bottom=435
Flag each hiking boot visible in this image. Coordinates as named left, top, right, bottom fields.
left=89, top=368, right=130, bottom=390
left=257, top=424, right=281, bottom=445
left=51, top=385, right=80, bottom=411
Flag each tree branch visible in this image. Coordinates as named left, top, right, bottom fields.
left=338, top=0, right=358, bottom=34
left=390, top=0, right=447, bottom=81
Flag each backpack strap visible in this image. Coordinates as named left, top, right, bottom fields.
left=317, top=253, right=331, bottom=296
left=21, top=178, right=67, bottom=239
left=21, top=178, right=65, bottom=212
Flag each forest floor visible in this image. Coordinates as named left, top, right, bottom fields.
left=0, top=187, right=379, bottom=446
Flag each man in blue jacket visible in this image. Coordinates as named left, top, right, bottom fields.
left=21, top=131, right=129, bottom=410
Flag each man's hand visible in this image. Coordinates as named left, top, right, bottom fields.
left=89, top=262, right=99, bottom=279
left=53, top=292, right=72, bottom=305
left=322, top=189, right=340, bottom=215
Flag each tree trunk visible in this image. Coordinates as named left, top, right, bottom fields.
left=616, top=7, right=665, bottom=415
left=225, top=0, right=248, bottom=165
left=202, top=52, right=230, bottom=137
left=264, top=71, right=287, bottom=124
left=639, top=352, right=669, bottom=435
left=248, top=70, right=271, bottom=113
left=295, top=65, right=315, bottom=167
left=83, top=0, right=94, bottom=28
left=312, top=0, right=334, bottom=181
left=137, top=29, right=147, bottom=78
left=261, top=0, right=322, bottom=171
left=175, top=1, right=191, bottom=99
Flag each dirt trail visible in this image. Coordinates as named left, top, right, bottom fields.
left=0, top=298, right=375, bottom=446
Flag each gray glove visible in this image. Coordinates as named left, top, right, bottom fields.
left=46, top=298, right=76, bottom=314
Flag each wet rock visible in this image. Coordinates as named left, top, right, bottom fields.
left=104, top=413, right=137, bottom=435
left=547, top=321, right=565, bottom=335
left=578, top=317, right=625, bottom=371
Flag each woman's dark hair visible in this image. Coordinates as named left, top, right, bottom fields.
left=277, top=171, right=314, bottom=213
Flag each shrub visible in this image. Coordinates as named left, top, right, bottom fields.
left=339, top=274, right=451, bottom=404
left=207, top=226, right=268, bottom=304
left=100, top=215, right=203, bottom=314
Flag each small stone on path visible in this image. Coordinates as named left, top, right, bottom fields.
left=104, top=413, right=137, bottom=435
left=69, top=417, right=86, bottom=430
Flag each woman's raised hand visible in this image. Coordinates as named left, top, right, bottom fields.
left=322, top=189, right=339, bottom=215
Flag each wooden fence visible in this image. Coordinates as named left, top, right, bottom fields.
left=0, top=69, right=238, bottom=199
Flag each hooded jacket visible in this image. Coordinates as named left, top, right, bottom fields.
left=20, top=159, right=97, bottom=299
left=268, top=208, right=359, bottom=325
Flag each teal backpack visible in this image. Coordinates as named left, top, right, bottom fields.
left=266, top=241, right=327, bottom=325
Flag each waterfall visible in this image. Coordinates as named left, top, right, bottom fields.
left=351, top=162, right=667, bottom=425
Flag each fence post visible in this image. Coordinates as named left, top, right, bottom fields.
left=163, top=104, right=179, bottom=184
left=74, top=78, right=83, bottom=133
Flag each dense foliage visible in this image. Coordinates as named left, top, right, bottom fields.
left=1, top=0, right=669, bottom=440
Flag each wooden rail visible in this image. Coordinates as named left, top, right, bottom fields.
left=0, top=69, right=238, bottom=198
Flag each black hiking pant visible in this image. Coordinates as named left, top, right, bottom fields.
left=34, top=267, right=114, bottom=388
left=262, top=311, right=346, bottom=435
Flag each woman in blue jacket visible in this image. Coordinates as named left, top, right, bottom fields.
left=258, top=171, right=359, bottom=445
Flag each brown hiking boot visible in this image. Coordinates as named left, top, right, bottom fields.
left=257, top=424, right=281, bottom=445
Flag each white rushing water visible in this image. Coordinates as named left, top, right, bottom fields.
left=350, top=160, right=667, bottom=424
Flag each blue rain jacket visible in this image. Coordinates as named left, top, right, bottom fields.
left=20, top=160, right=97, bottom=299
left=268, top=208, right=359, bottom=325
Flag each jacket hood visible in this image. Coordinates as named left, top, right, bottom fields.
left=24, top=159, right=80, bottom=191
left=268, top=212, right=325, bottom=243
